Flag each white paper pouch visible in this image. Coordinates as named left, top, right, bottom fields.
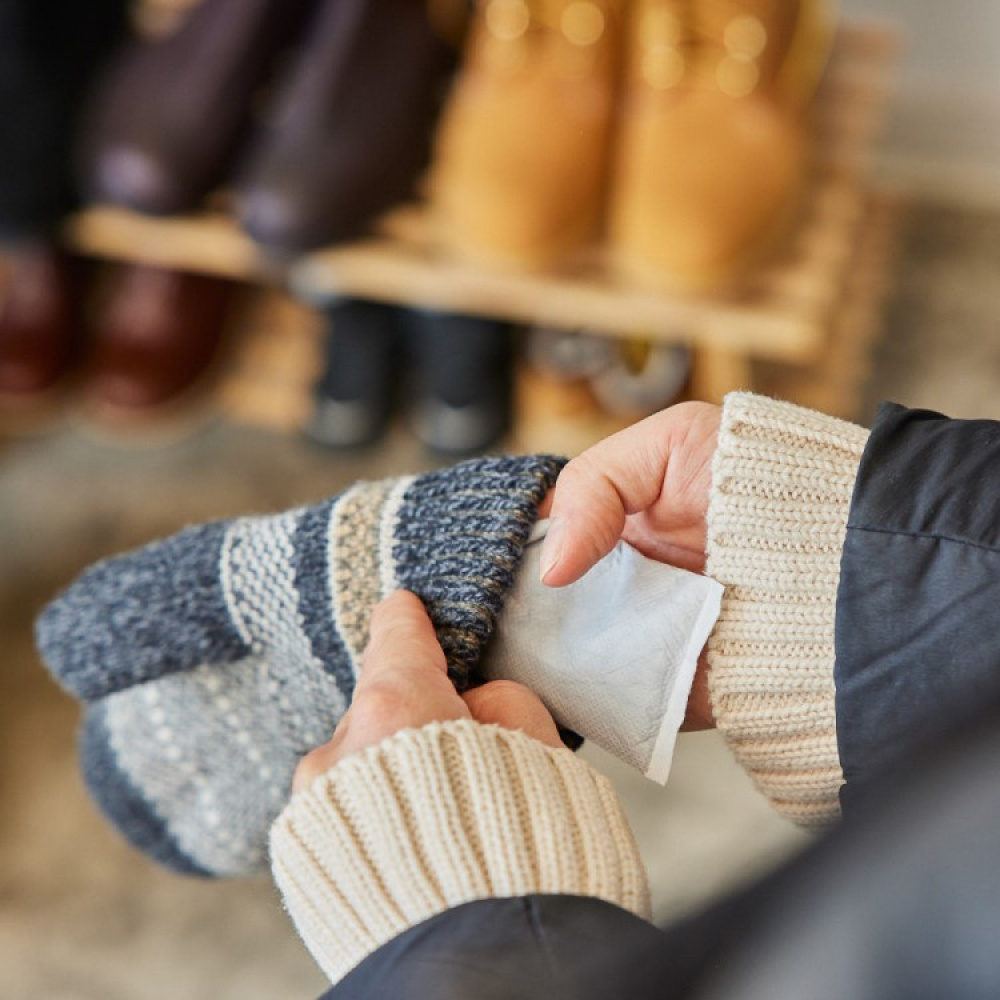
left=483, top=520, right=723, bottom=783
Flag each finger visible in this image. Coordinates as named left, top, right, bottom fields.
left=620, top=522, right=707, bottom=574
left=354, top=590, right=447, bottom=695
left=293, top=735, right=347, bottom=793
left=681, top=650, right=714, bottom=731
left=293, top=592, right=458, bottom=791
left=540, top=408, right=680, bottom=587
left=536, top=488, right=554, bottom=519
left=463, top=680, right=563, bottom=749
left=291, top=592, right=464, bottom=793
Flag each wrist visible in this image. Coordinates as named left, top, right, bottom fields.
left=683, top=650, right=714, bottom=730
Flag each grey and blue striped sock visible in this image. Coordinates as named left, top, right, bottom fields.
left=36, top=454, right=565, bottom=876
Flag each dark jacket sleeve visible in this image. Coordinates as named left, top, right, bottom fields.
left=320, top=896, right=668, bottom=1000
left=322, top=701, right=1000, bottom=1000
left=836, top=402, right=1000, bottom=810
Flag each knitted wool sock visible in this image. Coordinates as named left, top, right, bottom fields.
left=36, top=455, right=564, bottom=877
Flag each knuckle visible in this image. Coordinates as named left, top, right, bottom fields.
left=465, top=679, right=531, bottom=715
left=554, top=453, right=597, bottom=494
left=369, top=591, right=415, bottom=631
left=349, top=683, right=411, bottom=732
left=364, top=620, right=414, bottom=663
left=293, top=744, right=335, bottom=791
left=484, top=679, right=532, bottom=700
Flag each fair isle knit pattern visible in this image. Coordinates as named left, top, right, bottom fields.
left=705, top=393, right=869, bottom=827
left=271, top=720, right=651, bottom=985
left=37, top=454, right=565, bottom=877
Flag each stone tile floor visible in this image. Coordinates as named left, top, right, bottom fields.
left=1, top=198, right=998, bottom=999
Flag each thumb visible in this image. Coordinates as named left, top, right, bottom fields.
left=539, top=410, right=677, bottom=587
left=539, top=401, right=719, bottom=587
left=462, top=681, right=563, bottom=749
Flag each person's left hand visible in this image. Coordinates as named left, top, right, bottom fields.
left=534, top=402, right=721, bottom=730
left=293, top=590, right=563, bottom=793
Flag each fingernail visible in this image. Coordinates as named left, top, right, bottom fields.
left=539, top=516, right=565, bottom=585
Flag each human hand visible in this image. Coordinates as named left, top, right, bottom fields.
left=538, top=401, right=722, bottom=729
left=293, top=590, right=562, bottom=793
left=539, top=401, right=721, bottom=585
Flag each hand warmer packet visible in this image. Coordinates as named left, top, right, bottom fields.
left=483, top=520, right=723, bottom=783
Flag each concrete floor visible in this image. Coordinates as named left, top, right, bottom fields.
left=1, top=198, right=999, bottom=998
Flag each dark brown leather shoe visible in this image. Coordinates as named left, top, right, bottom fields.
left=235, top=0, right=463, bottom=252
left=0, top=244, right=83, bottom=397
left=87, top=264, right=235, bottom=410
left=78, top=0, right=318, bottom=215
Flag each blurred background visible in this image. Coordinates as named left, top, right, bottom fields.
left=0, top=0, right=998, bottom=996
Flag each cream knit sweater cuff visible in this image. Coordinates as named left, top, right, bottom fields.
left=270, top=719, right=650, bottom=985
left=706, top=393, right=870, bottom=827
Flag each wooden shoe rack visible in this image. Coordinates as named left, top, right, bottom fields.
left=65, top=19, right=901, bottom=455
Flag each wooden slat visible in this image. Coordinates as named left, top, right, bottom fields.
left=64, top=208, right=279, bottom=282
left=293, top=232, right=828, bottom=361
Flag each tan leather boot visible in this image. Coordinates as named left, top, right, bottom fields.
left=429, top=0, right=624, bottom=271
left=609, top=0, right=835, bottom=292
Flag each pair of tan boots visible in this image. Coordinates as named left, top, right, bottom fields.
left=429, top=0, right=835, bottom=292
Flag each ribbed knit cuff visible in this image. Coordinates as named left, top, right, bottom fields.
left=706, top=393, right=869, bottom=827
left=270, top=720, right=650, bottom=985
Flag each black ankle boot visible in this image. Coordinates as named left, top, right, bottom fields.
left=305, top=297, right=405, bottom=450
left=407, top=309, right=514, bottom=457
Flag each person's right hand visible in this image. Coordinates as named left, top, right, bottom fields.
left=292, top=590, right=562, bottom=794
left=538, top=401, right=722, bottom=731
left=539, top=401, right=721, bottom=586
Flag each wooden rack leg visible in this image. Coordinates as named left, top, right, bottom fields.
left=689, top=346, right=754, bottom=403
left=513, top=366, right=635, bottom=456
